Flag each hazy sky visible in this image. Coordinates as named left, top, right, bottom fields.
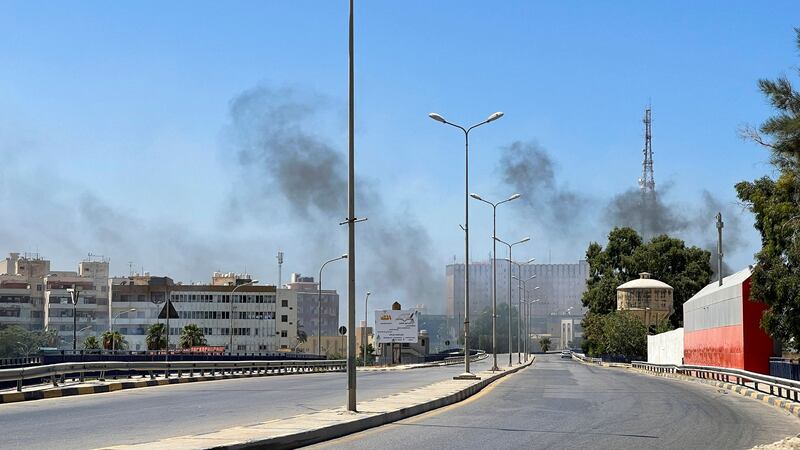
left=1, top=1, right=797, bottom=319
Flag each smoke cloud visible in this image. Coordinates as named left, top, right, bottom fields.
left=499, top=141, right=587, bottom=230
left=225, top=85, right=443, bottom=311
left=498, top=140, right=748, bottom=277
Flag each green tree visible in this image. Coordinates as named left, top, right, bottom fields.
left=0, top=326, right=57, bottom=357
left=83, top=335, right=101, bottom=350
left=539, top=336, right=552, bottom=352
left=468, top=303, right=519, bottom=353
left=601, top=311, right=647, bottom=358
left=145, top=323, right=167, bottom=350
left=581, top=227, right=712, bottom=355
left=179, top=324, right=207, bottom=349
left=101, top=330, right=127, bottom=350
left=736, top=29, right=800, bottom=349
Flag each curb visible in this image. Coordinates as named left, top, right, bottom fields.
left=104, top=357, right=534, bottom=450
left=629, top=368, right=800, bottom=419
left=359, top=353, right=490, bottom=372
left=0, top=369, right=344, bottom=405
left=252, top=360, right=531, bottom=450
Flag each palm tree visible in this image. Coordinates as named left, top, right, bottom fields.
left=101, top=330, right=127, bottom=350
left=146, top=323, right=167, bottom=350
left=539, top=336, right=552, bottom=352
left=179, top=324, right=207, bottom=349
left=83, top=335, right=100, bottom=350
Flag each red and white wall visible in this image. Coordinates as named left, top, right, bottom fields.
left=682, top=267, right=774, bottom=374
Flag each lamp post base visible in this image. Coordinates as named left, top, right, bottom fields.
left=453, top=372, right=481, bottom=380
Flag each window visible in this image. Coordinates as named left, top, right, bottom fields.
left=280, top=330, right=288, bottom=337
left=36, top=284, right=43, bottom=292
left=281, top=299, right=288, bottom=307
left=281, top=315, right=288, bottom=323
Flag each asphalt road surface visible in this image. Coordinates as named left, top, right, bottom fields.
left=0, top=354, right=505, bottom=449
left=312, top=354, right=800, bottom=450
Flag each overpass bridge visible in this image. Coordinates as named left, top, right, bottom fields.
left=0, top=354, right=796, bottom=449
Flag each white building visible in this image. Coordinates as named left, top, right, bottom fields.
left=285, top=273, right=339, bottom=338
left=110, top=273, right=298, bottom=352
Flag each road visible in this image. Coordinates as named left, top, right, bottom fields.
left=0, top=354, right=504, bottom=449
left=312, top=354, right=800, bottom=450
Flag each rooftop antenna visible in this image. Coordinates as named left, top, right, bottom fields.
left=128, top=262, right=135, bottom=277
left=716, top=212, right=724, bottom=286
left=277, top=251, right=284, bottom=287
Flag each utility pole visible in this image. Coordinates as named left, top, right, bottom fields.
left=716, top=212, right=724, bottom=286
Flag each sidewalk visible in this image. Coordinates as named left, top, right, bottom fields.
left=101, top=357, right=533, bottom=450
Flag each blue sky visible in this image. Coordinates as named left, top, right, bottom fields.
left=1, top=1, right=797, bottom=317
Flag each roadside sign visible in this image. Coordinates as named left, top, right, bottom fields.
left=374, top=309, right=419, bottom=344
left=158, top=302, right=179, bottom=319
left=338, top=325, right=347, bottom=335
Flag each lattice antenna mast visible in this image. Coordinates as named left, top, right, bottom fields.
left=638, top=106, right=655, bottom=193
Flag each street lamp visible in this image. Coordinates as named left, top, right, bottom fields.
left=471, top=193, right=521, bottom=371
left=229, top=280, right=258, bottom=353
left=430, top=111, right=504, bottom=380
left=111, top=308, right=136, bottom=353
left=318, top=254, right=348, bottom=357
left=514, top=278, right=538, bottom=361
left=495, top=236, right=529, bottom=367
left=66, top=286, right=83, bottom=351
left=363, top=291, right=371, bottom=367
left=509, top=257, right=534, bottom=363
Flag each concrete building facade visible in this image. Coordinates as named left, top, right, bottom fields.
left=616, top=272, right=674, bottom=328
left=0, top=252, right=51, bottom=331
left=446, top=260, right=589, bottom=344
left=285, top=273, right=339, bottom=338
left=110, top=273, right=299, bottom=352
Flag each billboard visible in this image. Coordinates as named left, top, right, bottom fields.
left=374, top=309, right=419, bottom=344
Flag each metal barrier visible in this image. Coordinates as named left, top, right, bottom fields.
left=0, top=359, right=346, bottom=392
left=570, top=351, right=601, bottom=364
left=632, top=361, right=800, bottom=404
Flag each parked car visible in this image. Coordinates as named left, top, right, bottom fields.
left=561, top=350, right=571, bottom=359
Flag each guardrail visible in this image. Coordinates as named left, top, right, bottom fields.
left=0, top=359, right=346, bottom=392
left=570, top=351, right=601, bottom=364
left=632, top=361, right=800, bottom=404
left=442, top=350, right=488, bottom=365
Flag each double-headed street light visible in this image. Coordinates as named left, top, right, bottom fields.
left=495, top=236, right=529, bottom=366
left=229, top=279, right=258, bottom=353
left=429, top=111, right=504, bottom=380
left=66, top=286, right=83, bottom=351
left=509, top=258, right=535, bottom=363
left=514, top=278, right=539, bottom=361
left=111, top=308, right=136, bottom=353
left=318, top=254, right=348, bottom=357
left=470, top=192, right=520, bottom=371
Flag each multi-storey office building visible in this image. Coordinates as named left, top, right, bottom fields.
left=110, top=273, right=298, bottom=352
left=285, top=273, right=339, bottom=337
left=446, top=260, right=589, bottom=337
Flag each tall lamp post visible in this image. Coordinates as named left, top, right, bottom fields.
left=318, top=255, right=348, bottom=357
left=363, top=291, right=371, bottom=366
left=111, top=308, right=136, bottom=353
left=66, top=286, right=83, bottom=351
left=515, top=279, right=539, bottom=360
left=523, top=298, right=540, bottom=360
left=470, top=192, right=520, bottom=371
left=229, top=279, right=258, bottom=353
left=430, top=111, right=503, bottom=380
left=509, top=258, right=535, bottom=363
left=495, top=236, right=529, bottom=366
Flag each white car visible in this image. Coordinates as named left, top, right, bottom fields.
left=560, top=350, right=571, bottom=359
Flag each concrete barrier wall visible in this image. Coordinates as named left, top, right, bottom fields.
left=647, top=328, right=684, bottom=365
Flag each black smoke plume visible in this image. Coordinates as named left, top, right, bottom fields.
left=225, top=85, right=442, bottom=310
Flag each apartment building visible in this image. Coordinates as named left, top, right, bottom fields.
left=0, top=252, right=50, bottom=331
left=284, top=273, right=339, bottom=337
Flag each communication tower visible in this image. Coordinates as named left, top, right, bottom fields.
left=638, top=106, right=655, bottom=193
